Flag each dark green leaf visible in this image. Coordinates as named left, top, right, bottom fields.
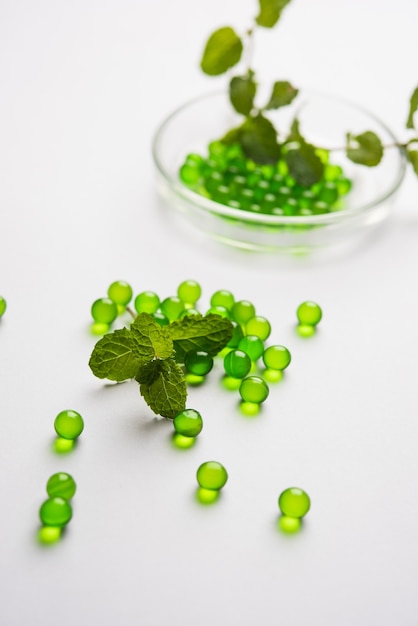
left=166, top=313, right=233, bottom=363
left=88, top=328, right=141, bottom=382
left=406, top=86, right=418, bottom=130
left=238, top=114, right=281, bottom=164
left=288, top=116, right=302, bottom=141
left=200, top=27, right=243, bottom=76
left=256, top=0, right=292, bottom=28
left=138, top=358, right=187, bottom=419
left=285, top=142, right=324, bottom=186
left=346, top=131, right=383, bottom=166
left=130, top=312, right=173, bottom=361
left=229, top=73, right=257, bottom=115
left=407, top=148, right=418, bottom=176
left=221, top=125, right=243, bottom=146
left=265, top=80, right=298, bottom=110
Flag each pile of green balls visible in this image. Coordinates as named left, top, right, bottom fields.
left=38, top=472, right=77, bottom=544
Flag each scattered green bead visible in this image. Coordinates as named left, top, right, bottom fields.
left=238, top=335, right=264, bottom=361
left=245, top=315, right=271, bottom=341
left=180, top=163, right=201, bottom=186
left=239, top=376, right=269, bottom=404
left=336, top=176, right=352, bottom=195
left=231, top=300, right=256, bottom=325
left=173, top=408, right=203, bottom=437
left=206, top=305, right=230, bottom=318
left=46, top=473, right=76, bottom=500
left=54, top=410, right=84, bottom=440
left=318, top=182, right=338, bottom=205
left=160, top=296, right=184, bottom=321
left=196, top=461, right=228, bottom=491
left=39, top=497, right=72, bottom=527
left=134, top=291, right=160, bottom=314
left=185, top=351, right=213, bottom=376
left=263, top=345, right=291, bottom=370
left=210, top=289, right=235, bottom=310
left=278, top=487, right=310, bottom=518
left=324, top=164, right=343, bottom=181
left=177, top=280, right=202, bottom=305
left=38, top=526, right=62, bottom=544
left=223, top=349, right=251, bottom=379
left=91, top=298, right=118, bottom=324
left=227, top=321, right=244, bottom=348
left=107, top=281, right=133, bottom=306
left=0, top=296, right=6, bottom=317
left=296, top=301, right=322, bottom=326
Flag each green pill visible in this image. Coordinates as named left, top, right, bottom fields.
left=180, top=163, right=201, bottom=186
left=160, top=296, right=184, bottom=321
left=239, top=376, right=269, bottom=404
left=91, top=298, right=118, bottom=324
left=227, top=321, right=244, bottom=348
left=231, top=300, right=256, bottom=325
left=107, top=281, right=133, bottom=306
left=238, top=335, right=264, bottom=361
left=39, top=497, right=73, bottom=527
left=177, top=280, right=202, bottom=305
left=224, top=349, right=251, bottom=379
left=296, top=301, right=322, bottom=326
left=134, top=291, right=160, bottom=314
left=196, top=461, right=228, bottom=491
left=206, top=305, right=230, bottom=318
left=46, top=472, right=77, bottom=500
left=185, top=350, right=213, bottom=376
left=173, top=408, right=203, bottom=437
left=54, top=410, right=84, bottom=440
left=278, top=487, right=310, bottom=518
left=245, top=315, right=271, bottom=341
left=210, top=290, right=235, bottom=310
left=263, top=345, right=291, bottom=370
left=0, top=296, right=6, bottom=317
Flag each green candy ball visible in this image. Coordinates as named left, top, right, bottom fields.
left=196, top=461, right=228, bottom=491
left=54, top=410, right=84, bottom=440
left=173, top=409, right=203, bottom=437
left=278, top=487, right=310, bottom=518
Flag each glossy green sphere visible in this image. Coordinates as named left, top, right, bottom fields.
left=297, top=301, right=322, bottom=326
left=245, top=315, right=271, bottom=341
left=46, top=472, right=77, bottom=500
left=239, top=376, right=269, bottom=404
left=107, top=281, right=133, bottom=306
left=206, top=305, right=230, bottom=318
left=134, top=291, right=160, bottom=314
left=231, top=300, right=256, bottom=325
left=160, top=296, right=184, bottom=321
left=185, top=350, right=213, bottom=376
left=173, top=409, right=203, bottom=437
left=223, top=349, right=251, bottom=379
left=91, top=298, right=118, bottom=324
left=227, top=321, right=244, bottom=348
left=196, top=461, right=228, bottom=491
left=238, top=335, right=264, bottom=361
left=54, top=410, right=84, bottom=440
left=263, top=345, right=291, bottom=370
left=39, top=497, right=72, bottom=527
left=210, top=290, right=235, bottom=310
left=0, top=296, right=6, bottom=317
left=278, top=487, right=311, bottom=518
left=177, top=280, right=202, bottom=304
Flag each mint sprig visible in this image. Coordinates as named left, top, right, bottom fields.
left=89, top=312, right=233, bottom=419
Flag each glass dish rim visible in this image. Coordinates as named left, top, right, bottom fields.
left=152, top=89, right=407, bottom=227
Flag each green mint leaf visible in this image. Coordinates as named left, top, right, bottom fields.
left=200, top=27, right=243, bottom=76
left=255, top=0, right=292, bottom=28
left=285, top=141, right=324, bottom=186
left=406, top=86, right=418, bottom=130
left=88, top=328, right=141, bottom=382
left=229, top=73, right=257, bottom=116
left=265, top=80, right=298, bottom=110
left=130, top=312, right=173, bottom=361
left=406, top=148, right=418, bottom=176
left=166, top=313, right=233, bottom=363
left=346, top=131, right=383, bottom=166
left=239, top=114, right=281, bottom=164
left=137, top=358, right=187, bottom=419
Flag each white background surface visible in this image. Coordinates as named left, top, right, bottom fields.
left=1, top=1, right=418, bottom=624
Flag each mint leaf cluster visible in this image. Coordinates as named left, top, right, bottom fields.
left=89, top=312, right=233, bottom=419
left=199, top=0, right=418, bottom=182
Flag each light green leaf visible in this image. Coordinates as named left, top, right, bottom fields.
left=229, top=73, right=257, bottom=116
left=265, top=80, right=298, bottom=110
left=285, top=141, right=324, bottom=186
left=166, top=313, right=233, bottom=363
left=137, top=358, right=187, bottom=419
left=407, top=148, right=418, bottom=176
left=256, top=0, right=292, bottom=28
left=346, top=131, right=383, bottom=166
left=88, top=328, right=141, bottom=382
left=200, top=27, right=243, bottom=76
left=130, top=312, right=173, bottom=361
left=406, top=86, right=418, bottom=129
